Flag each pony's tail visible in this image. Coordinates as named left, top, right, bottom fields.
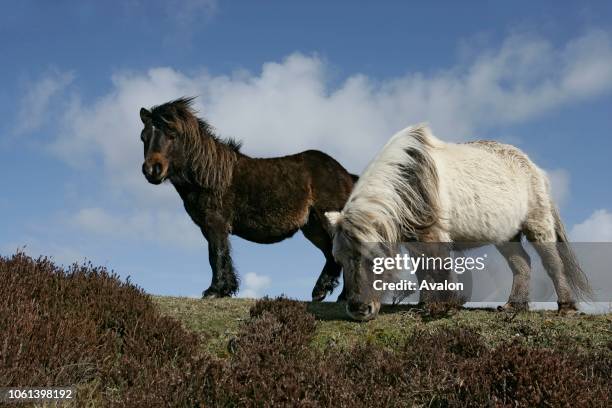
left=552, top=205, right=593, bottom=301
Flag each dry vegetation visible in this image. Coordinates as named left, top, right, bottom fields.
left=1, top=252, right=610, bottom=407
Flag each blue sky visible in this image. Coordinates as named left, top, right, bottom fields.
left=1, top=0, right=611, bottom=299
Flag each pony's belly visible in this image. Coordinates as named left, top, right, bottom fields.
left=232, top=206, right=308, bottom=244
left=233, top=225, right=300, bottom=244
left=450, top=224, right=521, bottom=243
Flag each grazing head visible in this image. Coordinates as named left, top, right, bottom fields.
left=139, top=97, right=241, bottom=187
left=326, top=211, right=382, bottom=321
left=325, top=124, right=441, bottom=321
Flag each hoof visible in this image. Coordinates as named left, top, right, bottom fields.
left=311, top=292, right=326, bottom=302
left=202, top=291, right=219, bottom=299
left=557, top=301, right=579, bottom=314
left=312, top=283, right=335, bottom=302
left=202, top=287, right=231, bottom=299
left=497, top=302, right=528, bottom=312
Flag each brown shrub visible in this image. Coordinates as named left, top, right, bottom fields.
left=0, top=252, right=211, bottom=407
left=211, top=297, right=324, bottom=406
left=454, top=342, right=611, bottom=407
left=246, top=295, right=317, bottom=352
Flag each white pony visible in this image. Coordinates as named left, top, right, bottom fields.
left=326, top=124, right=591, bottom=321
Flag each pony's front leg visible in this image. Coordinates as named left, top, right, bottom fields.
left=201, top=215, right=239, bottom=298
left=413, top=242, right=457, bottom=304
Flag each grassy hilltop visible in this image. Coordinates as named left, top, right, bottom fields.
left=154, top=296, right=612, bottom=358
left=1, top=253, right=610, bottom=407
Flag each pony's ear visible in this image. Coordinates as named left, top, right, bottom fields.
left=324, top=211, right=342, bottom=235
left=140, top=108, right=151, bottom=124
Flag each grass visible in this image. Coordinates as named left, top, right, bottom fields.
left=154, top=296, right=612, bottom=357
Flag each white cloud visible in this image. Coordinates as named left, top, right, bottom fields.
left=570, top=209, right=612, bottom=242
left=72, top=207, right=202, bottom=249
left=40, top=29, right=612, bottom=249
left=546, top=168, right=570, bottom=206
left=53, top=30, right=612, bottom=176
left=238, top=272, right=272, bottom=298
left=14, top=71, right=74, bottom=135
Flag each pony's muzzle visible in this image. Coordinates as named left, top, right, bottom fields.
left=142, top=161, right=166, bottom=184
left=346, top=300, right=380, bottom=321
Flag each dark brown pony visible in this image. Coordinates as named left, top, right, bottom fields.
left=139, top=97, right=356, bottom=300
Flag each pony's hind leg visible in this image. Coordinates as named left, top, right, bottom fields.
left=523, top=217, right=576, bottom=311
left=301, top=211, right=343, bottom=302
left=496, top=234, right=530, bottom=311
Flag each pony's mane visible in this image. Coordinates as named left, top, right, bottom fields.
left=338, top=124, right=441, bottom=244
left=150, top=97, right=242, bottom=189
